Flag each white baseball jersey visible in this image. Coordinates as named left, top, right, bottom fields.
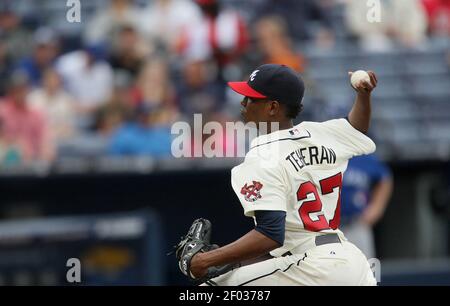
left=231, top=118, right=376, bottom=257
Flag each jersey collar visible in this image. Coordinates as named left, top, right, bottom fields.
left=250, top=124, right=311, bottom=150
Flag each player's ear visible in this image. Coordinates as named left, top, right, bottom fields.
left=268, top=100, right=280, bottom=116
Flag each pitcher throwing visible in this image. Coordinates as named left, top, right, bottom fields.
left=176, top=64, right=378, bottom=286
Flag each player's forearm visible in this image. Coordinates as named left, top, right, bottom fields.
left=372, top=178, right=393, bottom=207
left=348, top=92, right=372, bottom=134
left=365, top=178, right=393, bottom=224
left=197, top=229, right=279, bottom=269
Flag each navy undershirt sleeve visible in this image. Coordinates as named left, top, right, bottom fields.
left=254, top=210, right=286, bottom=246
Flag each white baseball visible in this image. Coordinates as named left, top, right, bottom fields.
left=350, top=70, right=371, bottom=88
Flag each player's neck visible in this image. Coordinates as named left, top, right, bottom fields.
left=278, top=120, right=294, bottom=131
left=261, top=120, right=294, bottom=134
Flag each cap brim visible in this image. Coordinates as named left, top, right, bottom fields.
left=227, top=82, right=267, bottom=99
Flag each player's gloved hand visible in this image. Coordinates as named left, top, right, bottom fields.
left=349, top=70, right=378, bottom=94
left=170, top=218, right=238, bottom=283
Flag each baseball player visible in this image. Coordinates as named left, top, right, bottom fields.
left=176, top=64, right=378, bottom=285
left=340, top=153, right=393, bottom=259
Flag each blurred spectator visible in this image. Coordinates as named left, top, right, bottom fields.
left=193, top=112, right=238, bottom=158
left=109, top=25, right=152, bottom=79
left=254, top=16, right=306, bottom=72
left=0, top=39, right=13, bottom=96
left=176, top=58, right=225, bottom=118
left=0, top=7, right=32, bottom=62
left=108, top=104, right=173, bottom=157
left=340, top=154, right=394, bottom=258
left=178, top=0, right=249, bottom=75
left=84, top=0, right=142, bottom=46
left=139, top=0, right=203, bottom=52
left=131, top=57, right=178, bottom=115
left=345, top=0, right=428, bottom=51
left=253, top=0, right=334, bottom=43
left=421, top=0, right=450, bottom=37
left=27, top=68, right=77, bottom=143
left=17, top=27, right=59, bottom=87
left=56, top=45, right=114, bottom=124
left=94, top=72, right=133, bottom=136
left=0, top=118, right=25, bottom=167
left=0, top=72, right=55, bottom=163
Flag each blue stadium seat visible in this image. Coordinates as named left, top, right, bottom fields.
left=401, top=51, right=449, bottom=75
left=408, top=73, right=450, bottom=97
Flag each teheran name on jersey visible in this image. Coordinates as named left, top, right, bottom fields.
left=285, top=145, right=336, bottom=172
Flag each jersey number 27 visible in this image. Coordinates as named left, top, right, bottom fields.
left=297, top=173, right=342, bottom=232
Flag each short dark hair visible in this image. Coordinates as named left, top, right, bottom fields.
left=283, top=101, right=303, bottom=119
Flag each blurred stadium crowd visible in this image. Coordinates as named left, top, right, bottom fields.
left=0, top=0, right=449, bottom=171
left=0, top=0, right=449, bottom=286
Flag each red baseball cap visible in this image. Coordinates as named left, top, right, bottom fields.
left=227, top=81, right=267, bottom=99
left=195, top=0, right=216, bottom=5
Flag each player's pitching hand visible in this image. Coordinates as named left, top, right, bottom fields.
left=348, top=70, right=378, bottom=94
left=189, top=253, right=208, bottom=279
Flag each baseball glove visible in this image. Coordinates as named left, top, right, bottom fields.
left=170, top=218, right=238, bottom=284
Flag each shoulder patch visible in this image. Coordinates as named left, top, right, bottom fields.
left=240, top=181, right=263, bottom=202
